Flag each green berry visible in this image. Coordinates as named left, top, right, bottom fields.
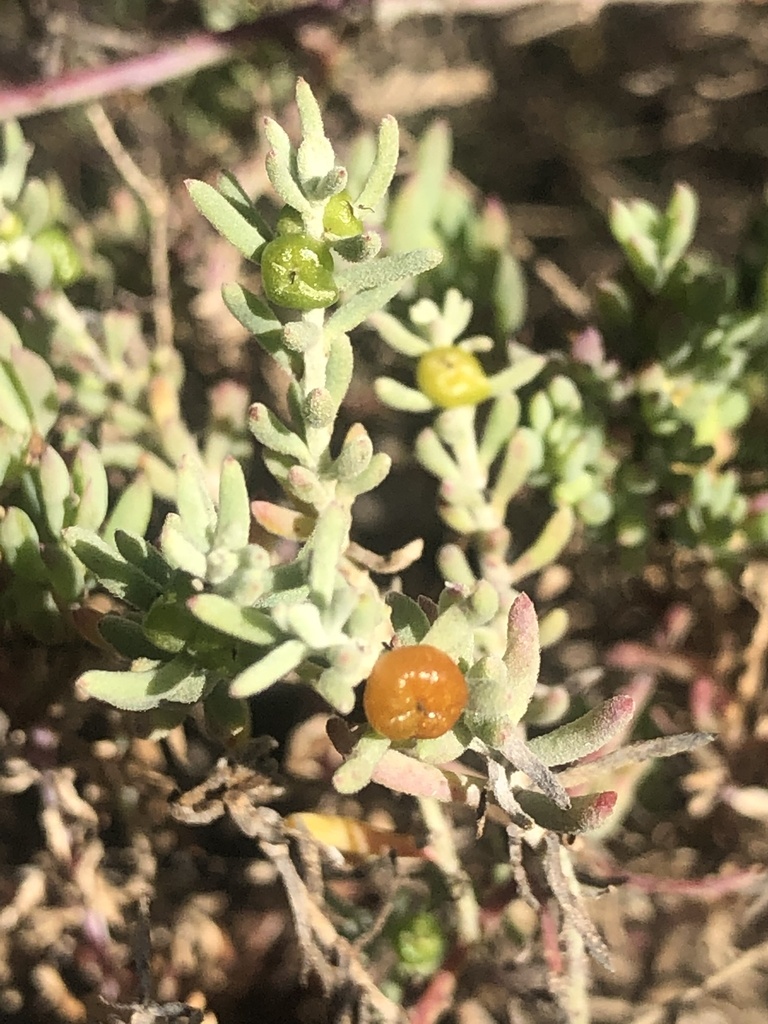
left=393, top=911, right=445, bottom=975
left=34, top=227, right=82, bottom=286
left=260, top=234, right=339, bottom=312
left=323, top=191, right=363, bottom=238
left=416, top=347, right=491, bottom=408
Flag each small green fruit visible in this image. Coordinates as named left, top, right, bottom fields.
left=260, top=234, right=339, bottom=311
left=323, top=191, right=363, bottom=238
left=416, top=347, right=491, bottom=408
left=34, top=227, right=82, bottom=286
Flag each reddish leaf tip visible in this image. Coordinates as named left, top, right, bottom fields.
left=606, top=693, right=635, bottom=721
left=582, top=790, right=618, bottom=830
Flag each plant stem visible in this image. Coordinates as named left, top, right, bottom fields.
left=0, top=10, right=330, bottom=122
left=418, top=795, right=480, bottom=945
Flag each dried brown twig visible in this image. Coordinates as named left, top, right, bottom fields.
left=627, top=936, right=768, bottom=1024
left=169, top=755, right=407, bottom=1024
left=85, top=102, right=173, bottom=352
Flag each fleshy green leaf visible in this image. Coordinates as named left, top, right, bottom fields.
left=64, top=527, right=162, bottom=610
left=528, top=695, right=636, bottom=766
left=374, top=376, right=433, bottom=413
left=335, top=249, right=442, bottom=295
left=0, top=120, right=33, bottom=203
left=113, top=530, right=172, bottom=588
left=212, top=456, right=250, bottom=552
left=296, top=77, right=326, bottom=139
left=6, top=346, right=58, bottom=435
left=356, top=115, right=399, bottom=213
left=186, top=179, right=266, bottom=259
left=422, top=602, right=474, bottom=664
left=0, top=506, right=47, bottom=582
left=176, top=456, right=217, bottom=553
left=336, top=452, right=392, bottom=500
left=478, top=393, right=521, bottom=468
left=368, top=310, right=430, bottom=357
left=387, top=592, right=430, bottom=646
left=43, top=544, right=85, bottom=603
left=98, top=614, right=169, bottom=661
left=503, top=593, right=540, bottom=725
left=325, top=280, right=405, bottom=337
left=36, top=445, right=71, bottom=537
left=308, top=503, right=350, bottom=608
left=437, top=544, right=476, bottom=590
left=279, top=463, right=325, bottom=507
left=264, top=118, right=311, bottom=214
left=661, top=182, right=698, bottom=277
left=249, top=403, right=311, bottom=462
left=159, top=514, right=208, bottom=578
left=273, top=602, right=328, bottom=649
left=494, top=249, right=527, bottom=336
left=0, top=358, right=32, bottom=433
left=70, top=443, right=109, bottom=531
left=489, top=354, right=546, bottom=396
left=515, top=790, right=618, bottom=833
left=78, top=654, right=207, bottom=711
left=334, top=424, right=373, bottom=480
left=188, top=593, right=281, bottom=646
left=370, top=749, right=466, bottom=801
left=324, top=332, right=353, bottom=411
left=221, top=281, right=280, bottom=334
left=204, top=683, right=251, bottom=745
left=229, top=639, right=308, bottom=698
left=507, top=506, right=575, bottom=584
left=333, top=733, right=392, bottom=794
left=388, top=120, right=451, bottom=251
left=217, top=170, right=272, bottom=239
left=331, top=231, right=381, bottom=262
left=102, top=476, right=153, bottom=546
left=465, top=594, right=540, bottom=735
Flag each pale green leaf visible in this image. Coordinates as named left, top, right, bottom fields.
left=78, top=654, right=207, bottom=711
left=374, top=376, right=433, bottom=413
left=325, top=280, right=404, bottom=336
left=188, top=593, right=281, bottom=646
left=186, top=179, right=266, bottom=258
left=356, top=115, right=399, bottom=213
left=335, top=248, right=442, bottom=295
left=212, top=456, right=250, bottom=552
left=229, top=639, right=308, bottom=698
left=64, top=527, right=162, bottom=610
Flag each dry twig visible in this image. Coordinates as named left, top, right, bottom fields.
left=627, top=936, right=768, bottom=1024
left=85, top=102, right=173, bottom=352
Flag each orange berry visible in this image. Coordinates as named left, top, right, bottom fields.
left=363, top=644, right=468, bottom=742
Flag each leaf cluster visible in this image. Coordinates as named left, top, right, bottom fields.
left=373, top=131, right=768, bottom=561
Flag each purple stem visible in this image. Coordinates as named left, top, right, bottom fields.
left=0, top=12, right=326, bottom=122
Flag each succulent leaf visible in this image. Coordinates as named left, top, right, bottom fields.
left=528, top=695, right=636, bottom=767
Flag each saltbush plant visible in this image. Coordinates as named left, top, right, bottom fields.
left=367, top=120, right=768, bottom=561
left=0, top=80, right=717, bottom=1005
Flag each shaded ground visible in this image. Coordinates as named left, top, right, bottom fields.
left=2, top=2, right=768, bottom=1023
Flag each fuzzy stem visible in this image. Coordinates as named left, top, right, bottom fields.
left=442, top=406, right=486, bottom=493
left=418, top=796, right=480, bottom=946
left=301, top=307, right=332, bottom=463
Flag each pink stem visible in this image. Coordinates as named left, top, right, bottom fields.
left=0, top=12, right=325, bottom=122
left=408, top=947, right=465, bottom=1024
